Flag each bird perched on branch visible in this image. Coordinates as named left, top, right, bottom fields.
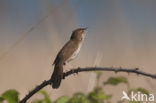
left=51, top=28, right=87, bottom=89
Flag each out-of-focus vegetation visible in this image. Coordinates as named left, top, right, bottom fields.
left=0, top=72, right=150, bottom=103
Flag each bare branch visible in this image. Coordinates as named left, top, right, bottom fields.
left=20, top=67, right=156, bottom=103
left=20, top=80, right=51, bottom=103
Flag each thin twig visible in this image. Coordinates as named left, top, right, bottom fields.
left=20, top=67, right=156, bottom=103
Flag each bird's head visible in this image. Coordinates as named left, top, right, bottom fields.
left=70, top=28, right=87, bottom=41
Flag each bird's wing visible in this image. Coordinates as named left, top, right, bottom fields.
left=53, top=40, right=78, bottom=65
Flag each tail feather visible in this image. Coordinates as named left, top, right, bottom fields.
left=51, top=63, right=63, bottom=89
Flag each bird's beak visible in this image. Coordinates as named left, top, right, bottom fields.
left=82, top=28, right=88, bottom=39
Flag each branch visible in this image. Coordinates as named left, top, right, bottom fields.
left=20, top=67, right=156, bottom=103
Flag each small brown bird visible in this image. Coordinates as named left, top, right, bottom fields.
left=51, top=28, right=87, bottom=89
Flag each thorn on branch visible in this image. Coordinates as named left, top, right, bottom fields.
left=152, top=74, right=156, bottom=79
left=76, top=68, right=80, bottom=74
left=114, top=69, right=118, bottom=74
left=71, top=69, right=75, bottom=74
left=135, top=68, right=139, bottom=70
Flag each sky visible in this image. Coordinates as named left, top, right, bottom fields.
left=0, top=0, right=156, bottom=102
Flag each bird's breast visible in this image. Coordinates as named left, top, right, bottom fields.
left=67, top=42, right=82, bottom=62
left=74, top=43, right=82, bottom=56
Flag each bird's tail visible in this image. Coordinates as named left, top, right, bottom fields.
left=51, top=63, right=63, bottom=89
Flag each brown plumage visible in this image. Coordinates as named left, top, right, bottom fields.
left=51, top=28, right=87, bottom=89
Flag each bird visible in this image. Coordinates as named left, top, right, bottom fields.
left=51, top=28, right=87, bottom=89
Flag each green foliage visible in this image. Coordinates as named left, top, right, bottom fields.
left=33, top=99, right=45, bottom=103
left=104, top=76, right=128, bottom=86
left=95, top=71, right=102, bottom=81
left=0, top=76, right=150, bottom=103
left=94, top=71, right=102, bottom=87
left=0, top=97, right=4, bottom=103
left=55, top=96, right=70, bottom=103
left=67, top=88, right=111, bottom=103
left=0, top=89, right=19, bottom=103
left=128, top=88, right=149, bottom=97
left=88, top=87, right=111, bottom=103
left=39, top=90, right=52, bottom=103
left=32, top=90, right=52, bottom=103
left=68, top=93, right=89, bottom=103
left=136, top=88, right=149, bottom=97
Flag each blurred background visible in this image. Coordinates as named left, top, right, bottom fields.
left=0, top=0, right=156, bottom=102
